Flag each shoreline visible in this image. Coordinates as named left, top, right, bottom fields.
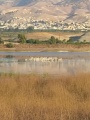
left=0, top=44, right=90, bottom=52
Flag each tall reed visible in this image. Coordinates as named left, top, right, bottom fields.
left=0, top=73, right=90, bottom=120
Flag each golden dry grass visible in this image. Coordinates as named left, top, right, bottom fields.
left=1, top=43, right=90, bottom=52
left=25, top=31, right=83, bottom=41
left=0, top=73, right=90, bottom=120
left=1, top=31, right=83, bottom=41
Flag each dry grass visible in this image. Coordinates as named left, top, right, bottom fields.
left=1, top=31, right=83, bottom=41
left=1, top=43, right=90, bottom=52
left=25, top=31, right=83, bottom=41
left=0, top=73, right=90, bottom=120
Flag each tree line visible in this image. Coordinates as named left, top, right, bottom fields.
left=0, top=33, right=90, bottom=48
left=18, top=33, right=89, bottom=44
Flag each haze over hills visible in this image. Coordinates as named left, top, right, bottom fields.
left=0, top=0, right=90, bottom=30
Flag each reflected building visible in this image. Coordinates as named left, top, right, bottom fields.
left=0, top=57, right=90, bottom=75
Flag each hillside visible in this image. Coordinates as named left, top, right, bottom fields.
left=0, top=0, right=90, bottom=22
left=0, top=0, right=90, bottom=30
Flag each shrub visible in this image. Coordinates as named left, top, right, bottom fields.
left=6, top=43, right=14, bottom=48
left=47, top=36, right=61, bottom=44
left=48, top=36, right=56, bottom=44
left=0, top=37, right=4, bottom=44
left=26, top=39, right=40, bottom=44
left=18, top=34, right=26, bottom=43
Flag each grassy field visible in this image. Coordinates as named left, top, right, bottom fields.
left=0, top=73, right=90, bottom=120
left=1, top=43, right=90, bottom=52
left=0, top=31, right=83, bottom=41
left=25, top=31, right=83, bottom=41
left=1, top=31, right=90, bottom=52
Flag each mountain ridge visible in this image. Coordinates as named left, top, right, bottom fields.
left=0, top=0, right=90, bottom=30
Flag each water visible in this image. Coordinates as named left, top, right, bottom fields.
left=0, top=51, right=90, bottom=58
left=0, top=51, right=90, bottom=74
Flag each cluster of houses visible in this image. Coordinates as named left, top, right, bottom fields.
left=0, top=17, right=90, bottom=31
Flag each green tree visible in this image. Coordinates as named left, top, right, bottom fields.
left=67, top=39, right=73, bottom=43
left=18, top=34, right=26, bottom=43
left=49, top=36, right=56, bottom=44
left=27, top=26, right=34, bottom=32
left=0, top=37, right=3, bottom=44
left=62, top=39, right=66, bottom=43
left=83, top=40, right=86, bottom=43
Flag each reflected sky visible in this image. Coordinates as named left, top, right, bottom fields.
left=0, top=51, right=90, bottom=58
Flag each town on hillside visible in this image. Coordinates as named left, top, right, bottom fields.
left=0, top=17, right=90, bottom=31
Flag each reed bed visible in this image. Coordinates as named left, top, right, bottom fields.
left=0, top=73, right=90, bottom=120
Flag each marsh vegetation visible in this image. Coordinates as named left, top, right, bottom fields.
left=0, top=73, right=90, bottom=120
left=0, top=31, right=90, bottom=51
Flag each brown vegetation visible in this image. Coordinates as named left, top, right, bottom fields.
left=1, top=43, right=90, bottom=52
left=1, top=31, right=90, bottom=52
left=1, top=31, right=83, bottom=41
left=25, top=31, right=83, bottom=41
left=0, top=73, right=90, bottom=120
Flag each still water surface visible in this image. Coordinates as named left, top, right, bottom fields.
left=0, top=51, right=90, bottom=75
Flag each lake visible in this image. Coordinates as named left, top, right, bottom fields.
left=0, top=51, right=90, bottom=75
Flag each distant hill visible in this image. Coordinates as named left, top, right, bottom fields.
left=14, top=0, right=35, bottom=6
left=0, top=0, right=90, bottom=24
left=79, top=32, right=90, bottom=42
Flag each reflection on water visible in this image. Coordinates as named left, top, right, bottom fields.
left=0, top=57, right=90, bottom=75
left=0, top=51, right=90, bottom=74
left=0, top=51, right=90, bottom=58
